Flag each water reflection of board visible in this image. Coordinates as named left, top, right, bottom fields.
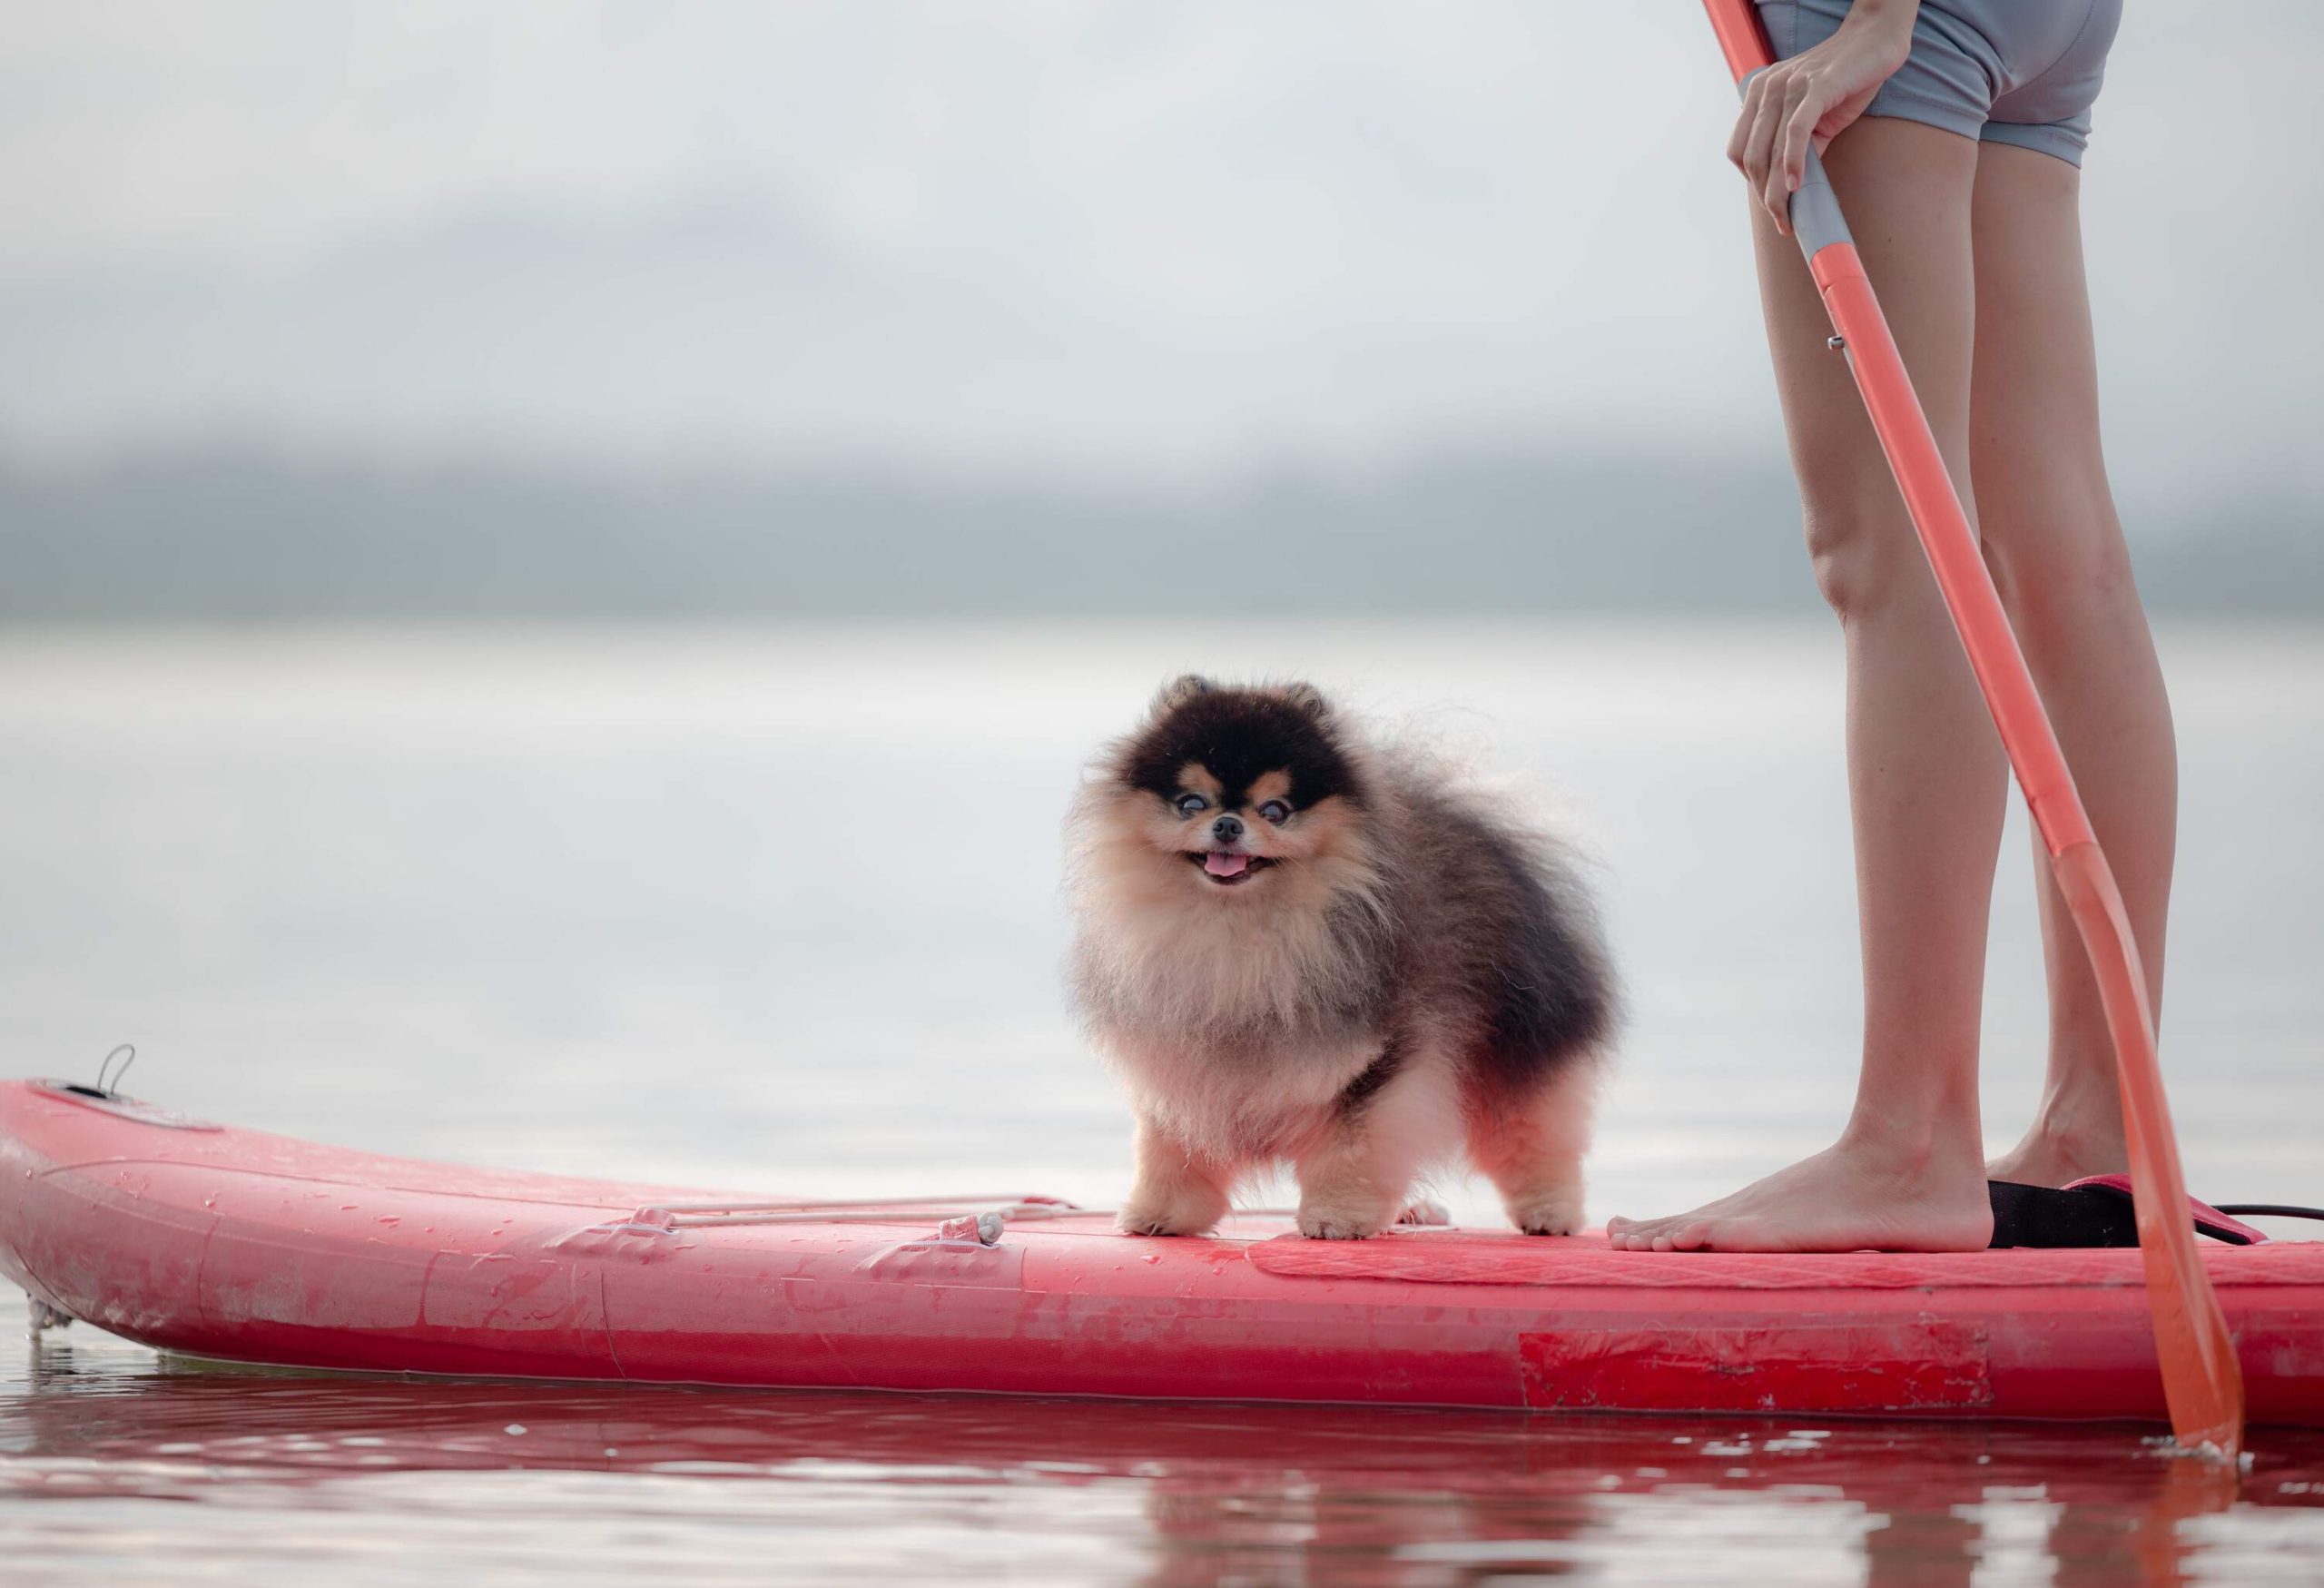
left=4, top=1080, right=2319, bottom=1425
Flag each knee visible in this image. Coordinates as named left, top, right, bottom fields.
left=1787, top=422, right=1965, bottom=621
left=1982, top=501, right=2139, bottom=635
left=1800, top=498, right=1931, bottom=622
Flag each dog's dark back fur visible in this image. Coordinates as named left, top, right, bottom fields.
left=1386, top=783, right=1615, bottom=1099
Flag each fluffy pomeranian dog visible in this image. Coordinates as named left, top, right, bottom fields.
left=1066, top=676, right=1616, bottom=1240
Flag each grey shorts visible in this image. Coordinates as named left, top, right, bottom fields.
left=1756, top=0, right=2123, bottom=166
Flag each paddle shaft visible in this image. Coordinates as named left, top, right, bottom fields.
left=1699, top=0, right=2244, bottom=1457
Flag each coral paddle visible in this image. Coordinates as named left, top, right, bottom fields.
left=1699, top=0, right=2244, bottom=1459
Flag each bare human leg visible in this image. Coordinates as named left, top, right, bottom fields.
left=1968, top=142, right=2174, bottom=1189
left=1609, top=116, right=1996, bottom=1253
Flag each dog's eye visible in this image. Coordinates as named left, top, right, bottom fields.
left=1257, top=800, right=1292, bottom=824
left=1175, top=793, right=1209, bottom=816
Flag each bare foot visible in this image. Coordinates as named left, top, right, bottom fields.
left=1980, top=1125, right=2128, bottom=1185
left=1980, top=1097, right=2128, bottom=1185
left=1606, top=1128, right=1993, bottom=1253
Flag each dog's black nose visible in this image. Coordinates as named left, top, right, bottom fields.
left=1211, top=814, right=1244, bottom=843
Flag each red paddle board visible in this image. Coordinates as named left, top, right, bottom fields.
left=4, top=1080, right=2318, bottom=1424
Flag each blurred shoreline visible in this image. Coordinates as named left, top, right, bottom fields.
left=6, top=445, right=2317, bottom=623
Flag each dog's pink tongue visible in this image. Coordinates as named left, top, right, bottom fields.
left=1205, top=852, right=1251, bottom=878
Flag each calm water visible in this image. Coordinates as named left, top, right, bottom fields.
left=2, top=620, right=2320, bottom=1583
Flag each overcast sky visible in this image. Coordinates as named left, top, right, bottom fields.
left=3, top=2, right=2318, bottom=518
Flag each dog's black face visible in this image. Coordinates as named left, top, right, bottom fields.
left=1109, top=677, right=1365, bottom=890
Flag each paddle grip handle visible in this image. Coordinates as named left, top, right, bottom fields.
left=1738, top=69, right=1854, bottom=259
left=1707, top=0, right=1851, bottom=257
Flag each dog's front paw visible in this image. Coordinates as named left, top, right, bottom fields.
left=1296, top=1206, right=1386, bottom=1240
left=1508, top=1190, right=1584, bottom=1238
left=1118, top=1126, right=1231, bottom=1237
left=1117, top=1186, right=1228, bottom=1238
left=1116, top=1209, right=1214, bottom=1238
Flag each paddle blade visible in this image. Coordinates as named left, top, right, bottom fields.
left=2053, top=841, right=2246, bottom=1458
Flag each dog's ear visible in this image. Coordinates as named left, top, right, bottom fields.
left=1280, top=682, right=1332, bottom=720
left=1151, top=674, right=1213, bottom=715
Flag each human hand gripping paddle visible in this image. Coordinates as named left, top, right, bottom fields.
left=1699, top=0, right=2245, bottom=1460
